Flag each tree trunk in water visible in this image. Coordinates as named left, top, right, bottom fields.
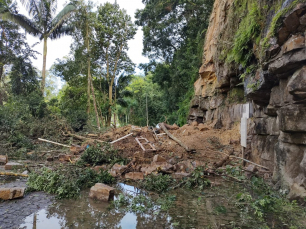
left=90, top=78, right=101, bottom=130
left=41, top=36, right=48, bottom=93
left=107, top=84, right=113, bottom=126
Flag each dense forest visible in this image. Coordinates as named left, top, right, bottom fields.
left=0, top=0, right=213, bottom=150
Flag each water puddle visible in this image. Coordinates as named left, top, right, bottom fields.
left=18, top=182, right=243, bottom=229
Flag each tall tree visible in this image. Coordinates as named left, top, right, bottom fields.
left=2, top=0, right=76, bottom=92
left=135, top=0, right=214, bottom=125
left=94, top=2, right=136, bottom=126
left=0, top=0, right=37, bottom=104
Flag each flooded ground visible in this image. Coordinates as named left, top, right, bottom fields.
left=1, top=175, right=305, bottom=229
left=16, top=181, right=243, bottom=229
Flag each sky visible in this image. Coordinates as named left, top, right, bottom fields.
left=18, top=0, right=149, bottom=77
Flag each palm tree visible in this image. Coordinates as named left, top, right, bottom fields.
left=2, top=0, right=76, bottom=92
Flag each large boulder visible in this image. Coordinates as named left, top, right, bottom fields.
left=0, top=187, right=25, bottom=200
left=89, top=183, right=115, bottom=201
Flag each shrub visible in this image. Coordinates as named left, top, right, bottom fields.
left=27, top=166, right=115, bottom=199
left=184, top=166, right=211, bottom=190
left=140, top=174, right=175, bottom=193
left=78, top=144, right=129, bottom=166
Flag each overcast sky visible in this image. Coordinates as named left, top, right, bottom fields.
left=19, top=0, right=149, bottom=74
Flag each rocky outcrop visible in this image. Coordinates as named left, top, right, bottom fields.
left=189, top=0, right=306, bottom=198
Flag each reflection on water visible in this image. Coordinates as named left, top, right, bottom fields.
left=19, top=182, right=242, bottom=229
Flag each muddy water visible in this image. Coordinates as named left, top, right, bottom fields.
left=18, top=182, right=243, bottom=229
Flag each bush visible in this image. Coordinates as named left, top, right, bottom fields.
left=78, top=144, right=129, bottom=166
left=184, top=166, right=211, bottom=190
left=140, top=174, right=175, bottom=193
left=27, top=166, right=115, bottom=199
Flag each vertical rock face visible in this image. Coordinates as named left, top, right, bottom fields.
left=190, top=0, right=306, bottom=198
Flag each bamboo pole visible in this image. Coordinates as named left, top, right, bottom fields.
left=38, top=138, right=70, bottom=148
left=110, top=133, right=133, bottom=144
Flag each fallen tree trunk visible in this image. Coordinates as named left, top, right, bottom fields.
left=67, top=132, right=106, bottom=144
left=159, top=122, right=192, bottom=152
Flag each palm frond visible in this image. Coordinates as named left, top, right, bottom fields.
left=49, top=3, right=76, bottom=35
left=20, top=0, right=40, bottom=17
left=48, top=25, right=73, bottom=39
left=2, top=12, right=41, bottom=36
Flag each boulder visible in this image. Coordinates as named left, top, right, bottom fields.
left=89, top=183, right=115, bottom=201
left=4, top=162, right=23, bottom=170
left=245, top=164, right=258, bottom=173
left=0, top=187, right=25, bottom=200
left=140, top=164, right=159, bottom=175
left=153, top=155, right=166, bottom=163
left=58, top=154, right=71, bottom=162
left=191, top=121, right=198, bottom=127
left=0, top=155, right=8, bottom=165
left=125, top=172, right=144, bottom=180
left=111, top=163, right=127, bottom=176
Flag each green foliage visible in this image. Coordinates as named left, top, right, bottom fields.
left=110, top=193, right=176, bottom=213
left=184, top=166, right=211, bottom=190
left=235, top=176, right=305, bottom=227
left=135, top=0, right=214, bottom=125
left=140, top=174, right=175, bottom=193
left=77, top=144, right=129, bottom=166
left=27, top=166, right=115, bottom=199
left=226, top=2, right=262, bottom=67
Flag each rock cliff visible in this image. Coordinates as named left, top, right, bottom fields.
left=190, top=0, right=306, bottom=198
